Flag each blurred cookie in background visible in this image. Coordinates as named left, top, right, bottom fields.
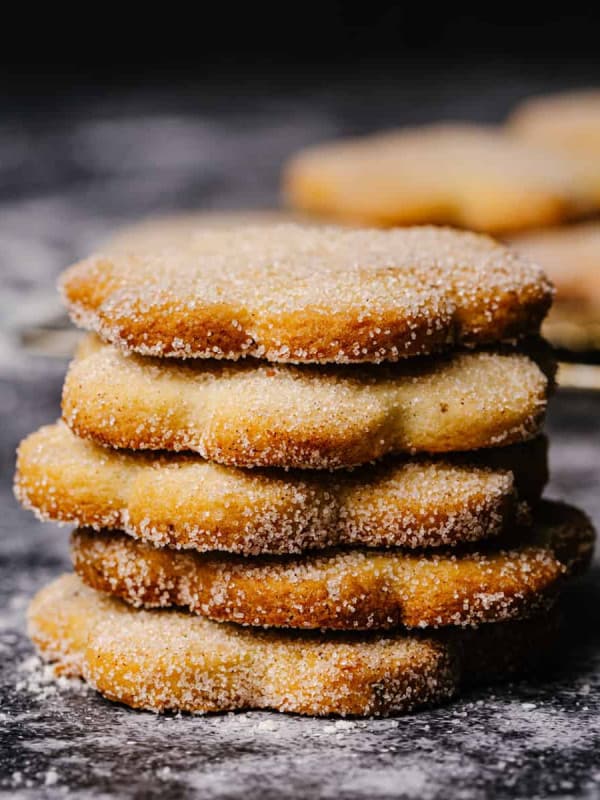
left=284, top=124, right=586, bottom=234
left=508, top=90, right=600, bottom=207
left=509, top=222, right=600, bottom=354
left=557, top=362, right=600, bottom=390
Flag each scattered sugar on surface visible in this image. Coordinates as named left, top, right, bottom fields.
left=15, top=654, right=89, bottom=699
left=43, top=768, right=59, bottom=786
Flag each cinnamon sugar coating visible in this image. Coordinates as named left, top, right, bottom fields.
left=284, top=126, right=585, bottom=233
left=61, top=336, right=552, bottom=469
left=70, top=501, right=594, bottom=631
left=28, top=575, right=558, bottom=716
left=15, top=423, right=547, bottom=554
left=60, top=224, right=552, bottom=364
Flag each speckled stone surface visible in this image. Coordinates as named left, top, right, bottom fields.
left=1, top=78, right=600, bottom=798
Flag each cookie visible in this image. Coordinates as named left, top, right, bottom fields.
left=70, top=501, right=593, bottom=630
left=557, top=363, right=600, bottom=391
left=28, top=574, right=558, bottom=716
left=284, top=124, right=584, bottom=233
left=542, top=306, right=600, bottom=353
left=509, top=223, right=600, bottom=351
left=15, top=423, right=547, bottom=554
left=508, top=91, right=600, bottom=205
left=61, top=336, right=552, bottom=469
left=60, top=223, right=552, bottom=364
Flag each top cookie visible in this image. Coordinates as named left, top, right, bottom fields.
left=284, top=124, right=585, bottom=234
left=61, top=224, right=552, bottom=364
left=508, top=91, right=600, bottom=206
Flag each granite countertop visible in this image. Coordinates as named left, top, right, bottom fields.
left=1, top=76, right=600, bottom=799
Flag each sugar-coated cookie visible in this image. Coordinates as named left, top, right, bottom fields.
left=61, top=224, right=552, bottom=364
left=61, top=336, right=552, bottom=469
left=70, top=502, right=593, bottom=630
left=285, top=125, right=585, bottom=233
left=15, top=423, right=547, bottom=554
left=28, top=574, right=558, bottom=716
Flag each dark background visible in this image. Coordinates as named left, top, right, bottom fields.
left=4, top=8, right=600, bottom=112
left=6, top=9, right=600, bottom=75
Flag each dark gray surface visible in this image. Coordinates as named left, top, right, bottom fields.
left=1, top=78, right=600, bottom=798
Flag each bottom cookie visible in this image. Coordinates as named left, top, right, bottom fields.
left=29, top=575, right=558, bottom=717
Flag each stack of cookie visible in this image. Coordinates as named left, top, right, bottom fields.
left=15, top=224, right=594, bottom=717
